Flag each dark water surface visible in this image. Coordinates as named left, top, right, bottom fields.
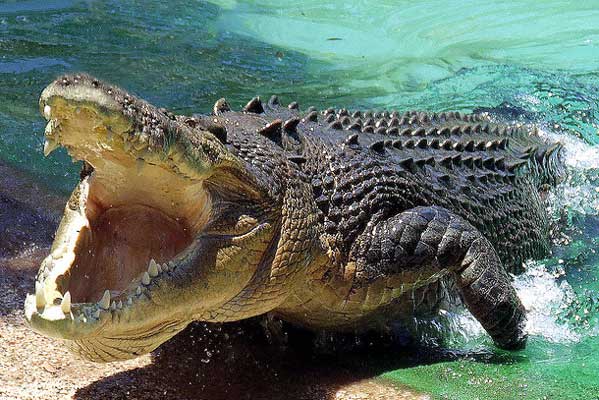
left=1, top=1, right=598, bottom=398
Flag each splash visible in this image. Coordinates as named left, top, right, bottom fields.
left=514, top=262, right=580, bottom=343
left=432, top=261, right=580, bottom=349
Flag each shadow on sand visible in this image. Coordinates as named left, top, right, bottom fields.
left=73, top=316, right=524, bottom=400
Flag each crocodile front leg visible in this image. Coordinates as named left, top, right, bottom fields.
left=353, top=206, right=527, bottom=350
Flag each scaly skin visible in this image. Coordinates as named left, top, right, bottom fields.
left=24, top=74, right=564, bottom=361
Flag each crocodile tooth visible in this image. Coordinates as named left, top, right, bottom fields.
left=35, top=281, right=45, bottom=309
left=43, top=105, right=52, bottom=119
left=99, top=290, right=111, bottom=310
left=110, top=301, right=116, bottom=311
left=136, top=286, right=142, bottom=295
left=43, top=139, right=59, bottom=157
left=142, top=272, right=151, bottom=285
left=148, top=259, right=159, bottom=277
left=162, top=263, right=169, bottom=272
left=157, top=263, right=162, bottom=273
left=127, top=297, right=133, bottom=306
left=117, top=300, right=123, bottom=309
left=44, top=119, right=56, bottom=136
left=60, top=291, right=71, bottom=314
left=93, top=309, right=101, bottom=319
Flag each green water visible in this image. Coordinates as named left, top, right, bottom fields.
left=1, top=1, right=598, bottom=398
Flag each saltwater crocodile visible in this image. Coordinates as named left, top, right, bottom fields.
left=24, top=74, right=564, bottom=362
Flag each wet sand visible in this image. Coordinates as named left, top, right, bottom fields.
left=0, top=164, right=429, bottom=400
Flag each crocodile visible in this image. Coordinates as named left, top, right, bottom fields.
left=24, top=74, right=564, bottom=362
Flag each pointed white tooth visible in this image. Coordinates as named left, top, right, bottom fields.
left=93, top=309, right=100, bottom=319
left=35, top=281, right=45, bottom=309
left=60, top=291, right=71, bottom=314
left=148, top=259, right=159, bottom=277
left=44, top=119, right=56, bottom=136
left=142, top=271, right=151, bottom=285
left=157, top=263, right=162, bottom=273
left=127, top=297, right=133, bottom=306
left=136, top=287, right=142, bottom=295
left=43, top=105, right=51, bottom=119
left=43, top=139, right=59, bottom=157
left=110, top=301, right=116, bottom=311
left=99, top=290, right=111, bottom=310
left=117, top=300, right=123, bottom=309
left=162, top=263, right=169, bottom=272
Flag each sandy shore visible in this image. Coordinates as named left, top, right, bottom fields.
left=0, top=164, right=429, bottom=400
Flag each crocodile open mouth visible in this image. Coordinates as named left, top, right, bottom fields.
left=25, top=88, right=211, bottom=341
left=53, top=158, right=209, bottom=306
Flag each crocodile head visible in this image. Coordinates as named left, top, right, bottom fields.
left=24, top=74, right=315, bottom=362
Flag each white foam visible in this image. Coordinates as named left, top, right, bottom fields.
left=538, top=127, right=599, bottom=171
left=513, top=262, right=580, bottom=343
left=440, top=262, right=581, bottom=345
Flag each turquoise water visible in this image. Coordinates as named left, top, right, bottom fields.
left=1, top=1, right=598, bottom=398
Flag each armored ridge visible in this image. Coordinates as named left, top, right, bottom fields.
left=24, top=74, right=563, bottom=361
left=210, top=97, right=563, bottom=273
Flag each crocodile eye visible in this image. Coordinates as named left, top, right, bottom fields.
left=233, top=215, right=259, bottom=235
